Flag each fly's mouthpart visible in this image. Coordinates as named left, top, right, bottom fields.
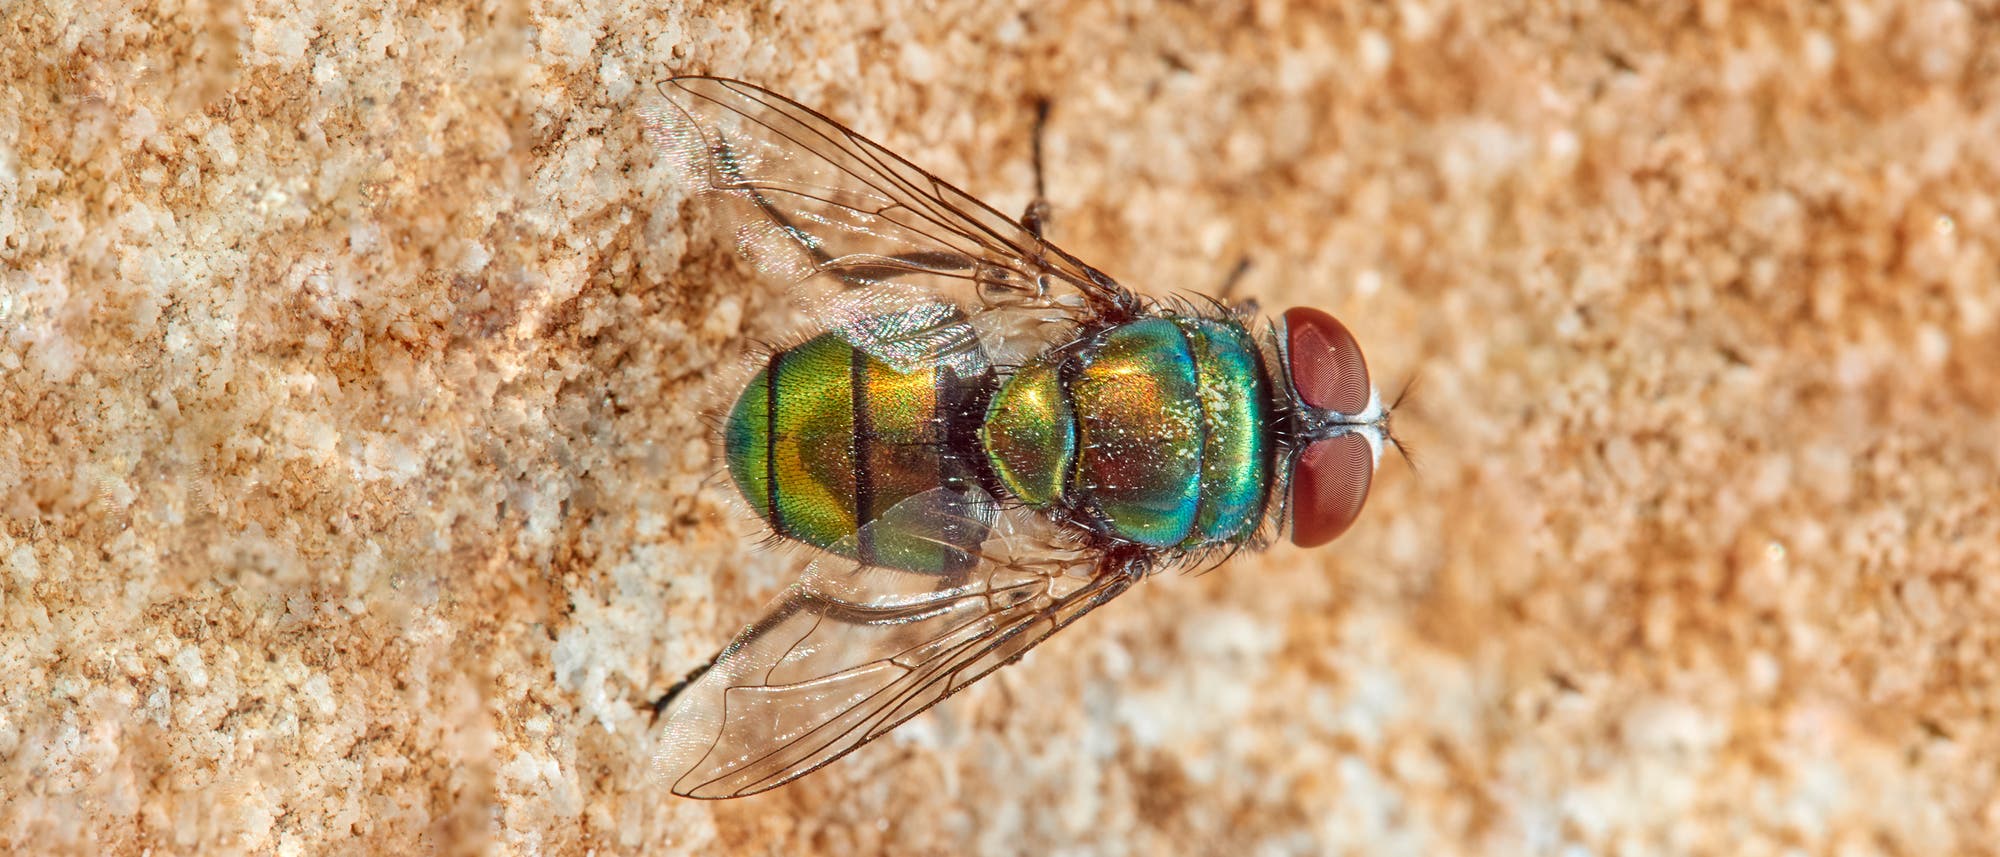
left=1290, top=385, right=1386, bottom=434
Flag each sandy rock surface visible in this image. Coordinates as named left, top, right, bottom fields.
left=3, top=1, right=1997, bottom=854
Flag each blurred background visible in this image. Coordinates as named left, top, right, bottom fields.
left=3, top=1, right=1996, bottom=854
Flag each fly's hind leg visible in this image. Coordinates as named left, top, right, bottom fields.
left=650, top=659, right=716, bottom=724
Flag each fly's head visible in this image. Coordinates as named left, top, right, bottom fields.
left=1273, top=307, right=1397, bottom=548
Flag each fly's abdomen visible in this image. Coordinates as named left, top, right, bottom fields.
left=724, top=331, right=987, bottom=572
left=981, top=316, right=1270, bottom=550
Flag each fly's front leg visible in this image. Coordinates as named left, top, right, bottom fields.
left=1217, top=256, right=1260, bottom=316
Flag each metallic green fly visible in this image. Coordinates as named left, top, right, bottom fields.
left=644, top=77, right=1397, bottom=799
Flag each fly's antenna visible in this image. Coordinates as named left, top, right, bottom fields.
left=1387, top=428, right=1419, bottom=476
left=1385, top=371, right=1421, bottom=477
left=1389, top=369, right=1421, bottom=412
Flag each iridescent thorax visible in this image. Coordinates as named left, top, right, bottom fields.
left=984, top=316, right=1270, bottom=549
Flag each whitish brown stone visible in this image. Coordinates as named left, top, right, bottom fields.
left=2, top=2, right=1996, bottom=854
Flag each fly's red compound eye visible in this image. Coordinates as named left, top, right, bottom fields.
left=1282, top=307, right=1370, bottom=415
left=1289, top=432, right=1374, bottom=547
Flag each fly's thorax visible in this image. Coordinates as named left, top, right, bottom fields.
left=979, top=314, right=1273, bottom=552
left=722, top=327, right=994, bottom=573
left=1179, top=318, right=1272, bottom=544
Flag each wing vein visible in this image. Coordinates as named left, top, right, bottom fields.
left=682, top=83, right=1000, bottom=260
left=661, top=544, right=1141, bottom=798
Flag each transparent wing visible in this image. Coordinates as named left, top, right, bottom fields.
left=641, top=76, right=1138, bottom=333
left=655, top=487, right=1142, bottom=799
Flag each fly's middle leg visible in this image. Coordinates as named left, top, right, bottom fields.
left=1020, top=96, right=1054, bottom=240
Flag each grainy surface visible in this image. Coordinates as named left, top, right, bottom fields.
left=3, top=1, right=1997, bottom=854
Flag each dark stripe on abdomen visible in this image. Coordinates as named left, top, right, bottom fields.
left=850, top=343, right=875, bottom=563
left=765, top=349, right=783, bottom=538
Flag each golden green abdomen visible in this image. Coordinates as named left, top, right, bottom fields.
left=723, top=332, right=983, bottom=572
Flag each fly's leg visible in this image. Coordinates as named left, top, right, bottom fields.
left=1020, top=97, right=1054, bottom=240
left=1217, top=256, right=1259, bottom=316
left=650, top=658, right=715, bottom=724
left=992, top=94, right=1144, bottom=322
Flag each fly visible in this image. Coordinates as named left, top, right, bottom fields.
left=642, top=77, right=1397, bottom=799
